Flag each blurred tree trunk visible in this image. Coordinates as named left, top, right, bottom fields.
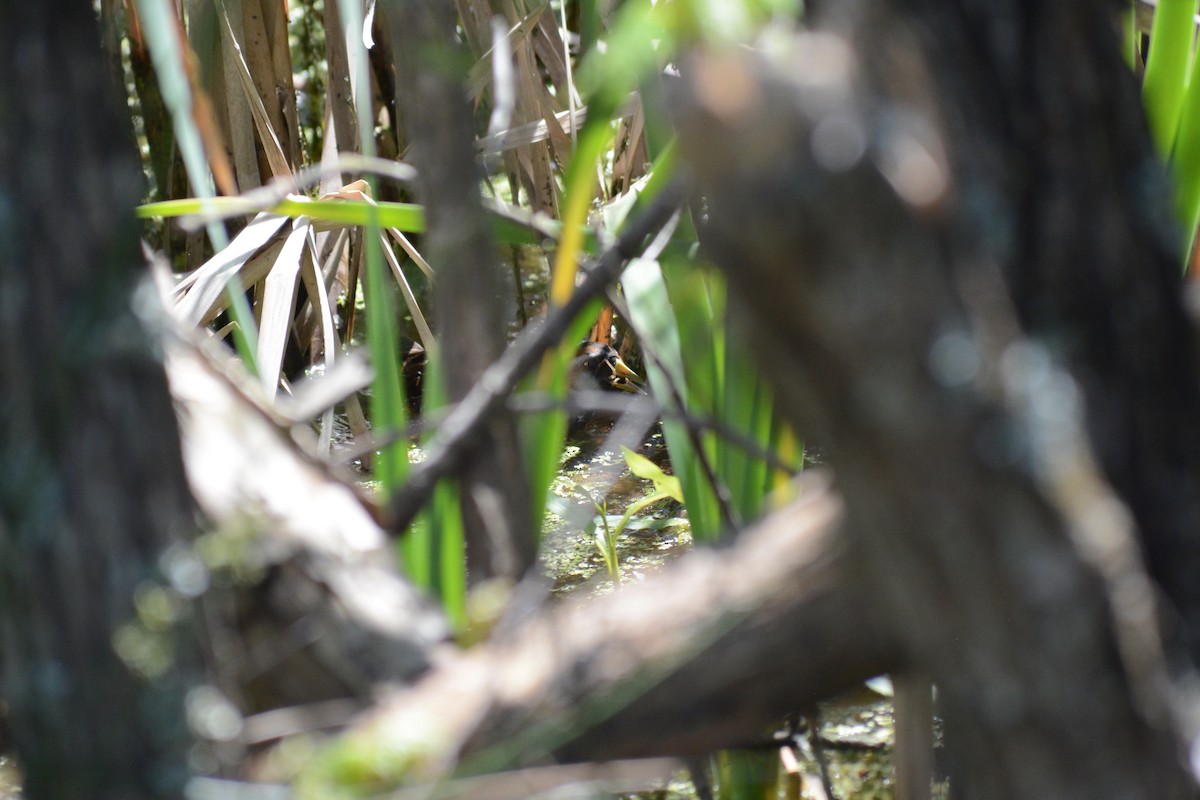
left=673, top=0, right=1200, bottom=797
left=896, top=0, right=1200, bottom=666
left=0, top=2, right=200, bottom=798
left=381, top=1, right=535, bottom=585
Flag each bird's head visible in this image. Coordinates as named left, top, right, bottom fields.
left=575, top=341, right=645, bottom=394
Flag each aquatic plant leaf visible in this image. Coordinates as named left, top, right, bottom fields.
left=621, top=447, right=683, bottom=504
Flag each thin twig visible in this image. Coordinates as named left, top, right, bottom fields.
left=178, top=152, right=567, bottom=253
left=340, top=391, right=801, bottom=481
left=384, top=179, right=688, bottom=534
left=178, top=153, right=419, bottom=227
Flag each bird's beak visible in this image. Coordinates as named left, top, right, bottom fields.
left=607, top=356, right=645, bottom=393
left=609, top=355, right=639, bottom=380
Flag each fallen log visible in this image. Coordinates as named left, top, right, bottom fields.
left=328, top=473, right=899, bottom=786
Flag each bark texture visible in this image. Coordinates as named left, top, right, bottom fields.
left=670, top=1, right=1200, bottom=797
left=0, top=2, right=201, bottom=797
left=897, top=0, right=1200, bottom=668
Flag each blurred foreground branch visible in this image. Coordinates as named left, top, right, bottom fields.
left=333, top=472, right=897, bottom=787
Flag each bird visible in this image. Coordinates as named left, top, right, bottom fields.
left=567, top=341, right=646, bottom=440
left=571, top=341, right=643, bottom=396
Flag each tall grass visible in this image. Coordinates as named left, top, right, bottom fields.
left=624, top=234, right=802, bottom=544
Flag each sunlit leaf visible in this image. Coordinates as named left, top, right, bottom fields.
left=1142, top=0, right=1195, bottom=157
left=173, top=211, right=289, bottom=324
left=621, top=447, right=683, bottom=503
left=255, top=219, right=309, bottom=400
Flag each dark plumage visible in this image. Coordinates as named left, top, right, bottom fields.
left=568, top=341, right=645, bottom=440
left=571, top=341, right=643, bottom=395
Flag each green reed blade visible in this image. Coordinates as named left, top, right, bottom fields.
left=1171, top=24, right=1200, bottom=260
left=624, top=257, right=722, bottom=542
left=1142, top=0, right=1196, bottom=157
